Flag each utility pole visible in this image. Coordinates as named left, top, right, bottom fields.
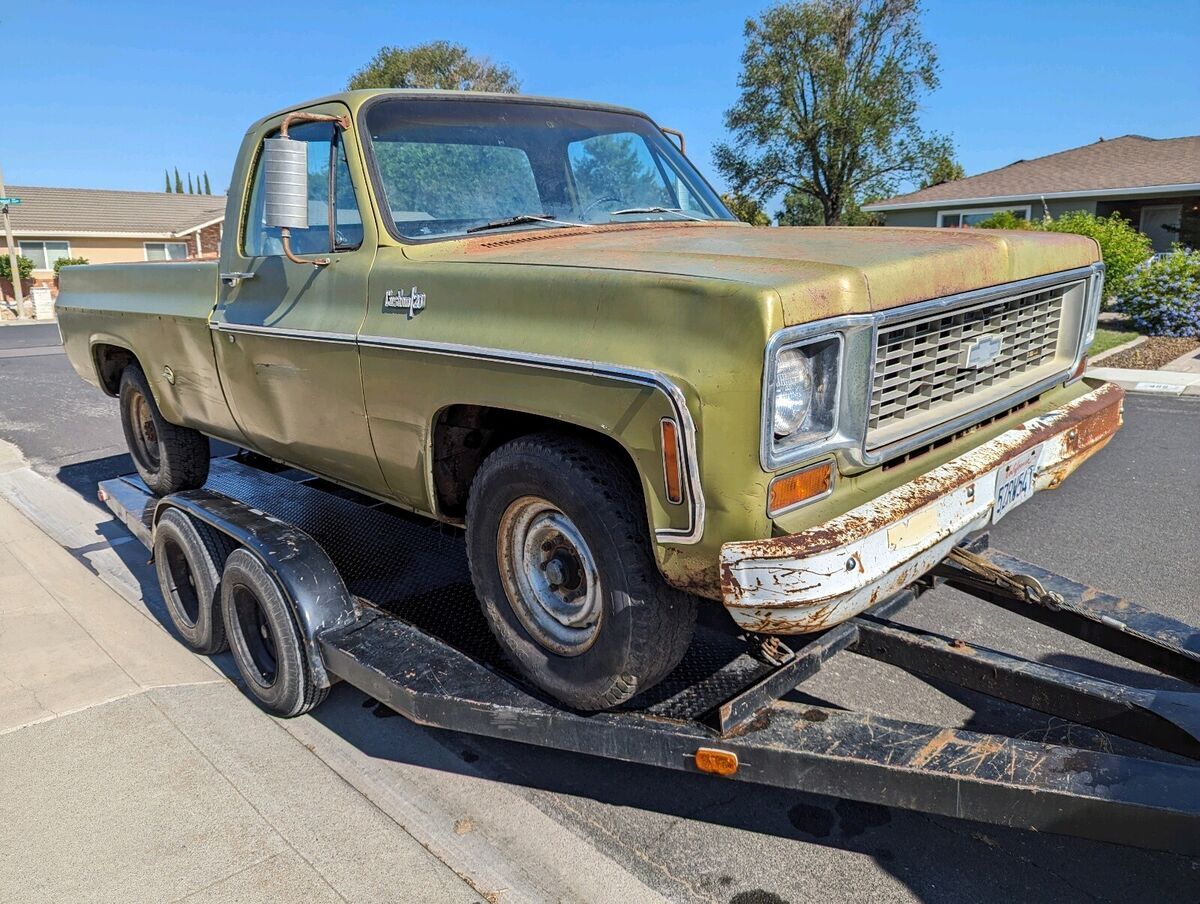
left=0, top=165, right=26, bottom=319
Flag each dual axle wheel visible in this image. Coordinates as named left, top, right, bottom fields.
left=154, top=513, right=326, bottom=717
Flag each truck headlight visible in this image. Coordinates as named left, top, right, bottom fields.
left=768, top=337, right=840, bottom=452
left=773, top=349, right=814, bottom=436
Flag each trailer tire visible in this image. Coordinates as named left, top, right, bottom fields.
left=154, top=509, right=237, bottom=654
left=466, top=433, right=696, bottom=711
left=119, top=363, right=209, bottom=496
left=220, top=549, right=327, bottom=717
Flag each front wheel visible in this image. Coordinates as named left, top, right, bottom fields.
left=466, top=433, right=696, bottom=710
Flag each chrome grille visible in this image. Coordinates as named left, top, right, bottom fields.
left=868, top=286, right=1069, bottom=447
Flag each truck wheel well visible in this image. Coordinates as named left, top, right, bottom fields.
left=93, top=344, right=138, bottom=396
left=432, top=405, right=646, bottom=521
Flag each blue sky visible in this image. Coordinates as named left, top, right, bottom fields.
left=5, top=0, right=1198, bottom=211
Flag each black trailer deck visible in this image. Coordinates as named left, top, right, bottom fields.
left=99, top=455, right=1200, bottom=855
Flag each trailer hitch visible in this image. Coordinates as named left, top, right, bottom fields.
left=938, top=545, right=1065, bottom=609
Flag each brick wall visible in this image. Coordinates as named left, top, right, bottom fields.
left=197, top=222, right=222, bottom=256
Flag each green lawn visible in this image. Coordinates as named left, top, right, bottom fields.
left=1088, top=327, right=1139, bottom=357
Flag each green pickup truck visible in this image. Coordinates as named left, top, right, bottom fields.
left=58, top=89, right=1124, bottom=710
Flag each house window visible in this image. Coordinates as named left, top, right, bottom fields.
left=144, top=242, right=189, bottom=261
left=937, top=206, right=1032, bottom=227
left=18, top=240, right=71, bottom=270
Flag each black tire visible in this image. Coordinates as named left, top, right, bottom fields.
left=220, top=549, right=328, bottom=717
left=119, top=362, right=209, bottom=496
left=154, top=509, right=238, bottom=654
left=466, top=433, right=697, bottom=711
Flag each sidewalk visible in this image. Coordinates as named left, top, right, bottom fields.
left=0, top=494, right=483, bottom=904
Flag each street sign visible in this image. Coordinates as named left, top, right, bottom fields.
left=0, top=197, right=21, bottom=205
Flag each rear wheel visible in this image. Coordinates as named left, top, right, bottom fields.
left=220, top=549, right=327, bottom=717
left=119, top=363, right=209, bottom=496
left=466, top=433, right=696, bottom=711
left=153, top=509, right=237, bottom=654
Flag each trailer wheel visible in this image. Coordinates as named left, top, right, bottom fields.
left=119, top=363, right=209, bottom=496
left=154, top=509, right=237, bottom=654
left=220, top=549, right=328, bottom=717
left=466, top=433, right=697, bottom=711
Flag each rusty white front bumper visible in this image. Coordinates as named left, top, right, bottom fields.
left=719, top=381, right=1125, bottom=634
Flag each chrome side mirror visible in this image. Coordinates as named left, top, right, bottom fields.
left=262, top=137, right=309, bottom=230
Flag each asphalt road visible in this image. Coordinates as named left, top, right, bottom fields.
left=3, top=321, right=1200, bottom=903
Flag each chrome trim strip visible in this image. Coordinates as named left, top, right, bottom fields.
left=210, top=321, right=357, bottom=345
left=357, top=333, right=705, bottom=544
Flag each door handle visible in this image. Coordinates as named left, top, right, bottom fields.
left=220, top=271, right=256, bottom=287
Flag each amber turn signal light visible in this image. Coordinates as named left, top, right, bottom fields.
left=768, top=461, right=833, bottom=515
left=694, top=747, right=739, bottom=776
left=661, top=418, right=683, bottom=504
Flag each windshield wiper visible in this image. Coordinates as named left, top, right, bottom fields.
left=466, top=213, right=586, bottom=234
left=610, top=207, right=710, bottom=222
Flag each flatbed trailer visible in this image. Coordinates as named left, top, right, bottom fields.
left=99, top=454, right=1200, bottom=856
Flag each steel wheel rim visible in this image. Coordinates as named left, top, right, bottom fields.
left=130, top=392, right=160, bottom=471
left=497, top=496, right=602, bottom=656
left=232, top=586, right=278, bottom=688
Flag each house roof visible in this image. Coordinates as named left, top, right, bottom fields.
left=865, top=135, right=1200, bottom=211
left=4, top=185, right=226, bottom=238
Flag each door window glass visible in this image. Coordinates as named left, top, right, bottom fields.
left=243, top=120, right=363, bottom=257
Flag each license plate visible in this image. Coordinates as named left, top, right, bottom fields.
left=992, top=444, right=1043, bottom=524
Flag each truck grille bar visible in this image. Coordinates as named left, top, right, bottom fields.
left=867, top=283, right=1075, bottom=450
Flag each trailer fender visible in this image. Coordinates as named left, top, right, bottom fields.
left=154, top=489, right=357, bottom=687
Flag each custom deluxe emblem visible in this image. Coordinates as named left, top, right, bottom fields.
left=961, top=334, right=1003, bottom=369
left=382, top=287, right=426, bottom=319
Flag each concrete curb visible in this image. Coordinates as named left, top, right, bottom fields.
left=1089, top=335, right=1146, bottom=363
left=1086, top=365, right=1200, bottom=397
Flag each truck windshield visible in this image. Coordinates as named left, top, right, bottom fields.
left=363, top=98, right=734, bottom=241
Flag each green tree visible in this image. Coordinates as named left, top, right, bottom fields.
left=174, top=168, right=184, bottom=194
left=203, top=171, right=212, bottom=195
left=348, top=40, right=520, bottom=92
left=715, top=0, right=952, bottom=225
left=775, top=189, right=883, bottom=226
left=920, top=152, right=965, bottom=188
left=775, top=189, right=823, bottom=226
left=164, top=169, right=172, bottom=193
left=187, top=173, right=194, bottom=194
left=720, top=192, right=771, bottom=226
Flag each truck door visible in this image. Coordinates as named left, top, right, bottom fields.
left=211, top=107, right=387, bottom=495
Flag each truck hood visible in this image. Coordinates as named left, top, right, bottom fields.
left=421, top=222, right=1098, bottom=323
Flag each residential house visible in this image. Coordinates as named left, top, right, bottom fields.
left=864, top=135, right=1200, bottom=252
left=3, top=186, right=226, bottom=298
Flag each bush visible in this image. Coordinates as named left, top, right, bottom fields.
left=1041, top=211, right=1151, bottom=299
left=0, top=254, right=34, bottom=281
left=971, top=210, right=1034, bottom=230
left=1113, top=247, right=1200, bottom=338
left=53, top=256, right=89, bottom=272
